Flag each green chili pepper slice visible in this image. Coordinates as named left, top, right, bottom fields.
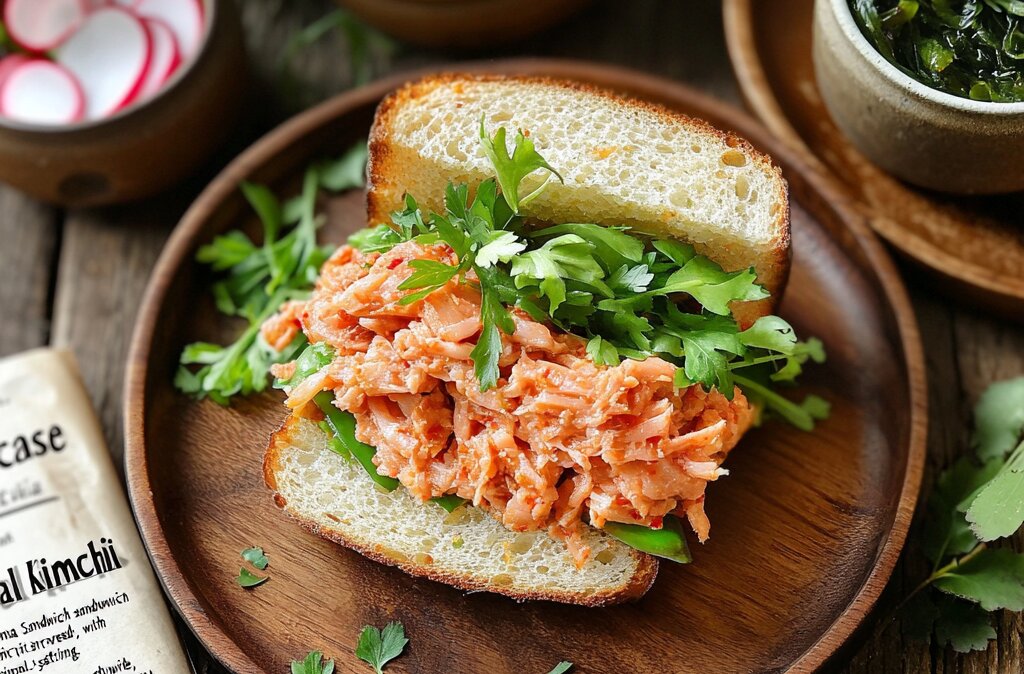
left=314, top=392, right=400, bottom=492
left=602, top=515, right=692, bottom=564
left=430, top=494, right=468, bottom=512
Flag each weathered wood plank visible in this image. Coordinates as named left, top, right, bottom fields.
left=0, top=187, right=59, bottom=357
left=50, top=199, right=180, bottom=469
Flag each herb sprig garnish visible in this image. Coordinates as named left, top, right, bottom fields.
left=850, top=0, right=1024, bottom=102
left=896, top=377, right=1024, bottom=652
left=174, top=143, right=368, bottom=403
left=352, top=118, right=827, bottom=428
left=356, top=622, right=409, bottom=674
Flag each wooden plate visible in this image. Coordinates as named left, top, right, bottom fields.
left=723, top=0, right=1024, bottom=319
left=125, top=60, right=926, bottom=674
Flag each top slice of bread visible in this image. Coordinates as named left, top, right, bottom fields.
left=265, top=416, right=658, bottom=606
left=367, top=74, right=790, bottom=326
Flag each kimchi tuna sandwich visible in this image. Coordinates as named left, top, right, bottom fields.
left=261, top=75, right=827, bottom=606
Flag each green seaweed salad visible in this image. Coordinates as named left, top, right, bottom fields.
left=850, top=0, right=1024, bottom=102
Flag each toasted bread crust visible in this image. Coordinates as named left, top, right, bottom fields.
left=264, top=416, right=659, bottom=607
left=367, top=73, right=791, bottom=325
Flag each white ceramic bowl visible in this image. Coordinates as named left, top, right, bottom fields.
left=813, top=0, right=1024, bottom=195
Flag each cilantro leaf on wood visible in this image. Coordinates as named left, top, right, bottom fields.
left=546, top=663, right=574, bottom=674
left=932, top=595, right=997, bottom=653
left=291, top=650, right=335, bottom=674
left=355, top=622, right=408, bottom=674
left=236, top=567, right=268, bottom=588
left=241, top=546, right=269, bottom=570
left=479, top=117, right=563, bottom=213
left=964, top=377, right=1024, bottom=541
left=972, top=377, right=1024, bottom=461
left=933, top=547, right=1024, bottom=611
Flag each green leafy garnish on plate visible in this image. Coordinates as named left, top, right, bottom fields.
left=174, top=142, right=368, bottom=403
left=241, top=546, right=269, bottom=570
left=290, top=650, right=335, bottom=674
left=546, top=662, right=573, bottom=674
left=235, top=567, right=268, bottom=588
left=355, top=622, right=408, bottom=674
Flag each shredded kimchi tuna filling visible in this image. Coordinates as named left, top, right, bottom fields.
left=264, top=241, right=754, bottom=567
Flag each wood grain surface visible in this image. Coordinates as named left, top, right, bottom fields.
left=1, top=0, right=1021, bottom=672
left=723, top=0, right=1024, bottom=320
left=124, top=61, right=924, bottom=674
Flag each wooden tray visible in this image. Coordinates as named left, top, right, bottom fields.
left=723, top=0, right=1024, bottom=319
left=125, top=60, right=927, bottom=674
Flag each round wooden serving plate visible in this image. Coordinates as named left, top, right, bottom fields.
left=723, top=0, right=1024, bottom=320
left=125, top=60, right=926, bottom=674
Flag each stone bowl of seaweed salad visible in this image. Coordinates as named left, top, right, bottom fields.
left=813, top=0, right=1024, bottom=194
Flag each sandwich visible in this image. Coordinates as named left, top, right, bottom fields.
left=261, top=75, right=825, bottom=606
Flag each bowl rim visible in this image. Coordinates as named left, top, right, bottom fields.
left=825, top=0, right=1024, bottom=114
left=0, top=0, right=218, bottom=135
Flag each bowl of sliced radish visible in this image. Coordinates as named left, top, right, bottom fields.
left=0, top=0, right=246, bottom=205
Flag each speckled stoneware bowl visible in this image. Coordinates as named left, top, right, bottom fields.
left=813, top=0, right=1024, bottom=195
left=0, top=0, right=247, bottom=206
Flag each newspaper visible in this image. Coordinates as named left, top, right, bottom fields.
left=0, top=349, right=190, bottom=674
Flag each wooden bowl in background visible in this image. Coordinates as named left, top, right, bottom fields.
left=336, top=0, right=592, bottom=49
left=0, top=0, right=247, bottom=207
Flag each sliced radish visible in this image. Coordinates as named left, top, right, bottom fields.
left=0, top=60, right=84, bottom=125
left=136, top=19, right=181, bottom=101
left=3, top=0, right=87, bottom=52
left=0, top=55, right=32, bottom=90
left=54, top=7, right=152, bottom=120
left=134, top=0, right=203, bottom=59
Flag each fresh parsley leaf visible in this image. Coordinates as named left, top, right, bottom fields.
left=236, top=567, right=268, bottom=588
left=349, top=223, right=405, bottom=253
left=479, top=117, right=563, bottom=213
left=355, top=622, right=408, bottom=674
left=241, top=546, right=269, bottom=570
left=546, top=662, right=573, bottom=674
left=933, top=547, right=1024, bottom=611
left=972, top=377, right=1024, bottom=461
left=397, top=259, right=460, bottom=305
left=608, top=263, right=654, bottom=293
left=932, top=594, right=997, bottom=653
left=586, top=335, right=620, bottom=366
left=738, top=315, right=798, bottom=354
left=652, top=239, right=696, bottom=266
left=471, top=280, right=513, bottom=391
left=679, top=329, right=744, bottom=393
left=290, top=650, right=335, bottom=674
left=475, top=230, right=525, bottom=268
left=530, top=223, right=644, bottom=270
left=663, top=258, right=768, bottom=316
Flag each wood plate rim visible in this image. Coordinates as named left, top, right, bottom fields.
left=722, top=0, right=1024, bottom=313
left=124, top=58, right=928, bottom=673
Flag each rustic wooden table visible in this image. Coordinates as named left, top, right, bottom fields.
left=1, top=1, right=1020, bottom=672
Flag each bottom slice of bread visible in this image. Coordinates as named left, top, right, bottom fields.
left=264, top=416, right=658, bottom=606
